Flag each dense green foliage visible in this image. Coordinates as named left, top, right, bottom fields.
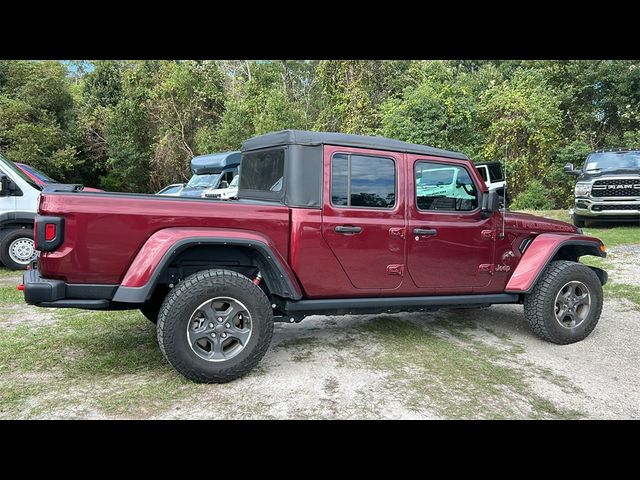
left=1, top=60, right=639, bottom=205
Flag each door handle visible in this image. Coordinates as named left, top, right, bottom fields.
left=335, top=225, right=362, bottom=234
left=414, top=228, right=437, bottom=236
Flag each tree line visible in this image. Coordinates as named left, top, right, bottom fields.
left=1, top=60, right=639, bottom=208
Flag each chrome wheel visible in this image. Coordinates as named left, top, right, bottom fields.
left=8, top=237, right=36, bottom=265
left=186, top=297, right=252, bottom=362
left=554, top=280, right=591, bottom=329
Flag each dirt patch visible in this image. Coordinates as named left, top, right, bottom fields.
left=0, top=305, right=58, bottom=330
left=156, top=317, right=433, bottom=419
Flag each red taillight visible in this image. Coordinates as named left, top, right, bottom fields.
left=45, top=223, right=56, bottom=241
left=17, top=284, right=24, bottom=291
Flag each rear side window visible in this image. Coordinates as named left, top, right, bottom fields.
left=476, top=166, right=488, bottom=181
left=331, top=153, right=396, bottom=209
left=239, top=148, right=285, bottom=192
left=415, top=161, right=478, bottom=211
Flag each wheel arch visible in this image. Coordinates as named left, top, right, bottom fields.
left=506, top=234, right=607, bottom=293
left=112, top=228, right=303, bottom=304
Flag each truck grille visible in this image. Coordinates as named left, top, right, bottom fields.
left=591, top=179, right=640, bottom=197
left=594, top=204, right=640, bottom=211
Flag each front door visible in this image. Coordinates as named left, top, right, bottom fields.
left=322, top=146, right=406, bottom=290
left=0, top=165, right=17, bottom=221
left=407, top=156, right=495, bottom=291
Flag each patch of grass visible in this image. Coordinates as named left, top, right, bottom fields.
left=0, top=285, right=23, bottom=305
left=351, top=315, right=584, bottom=419
left=604, top=283, right=640, bottom=309
left=0, top=381, right=47, bottom=417
left=0, top=308, right=201, bottom=418
left=95, top=377, right=198, bottom=417
left=0, top=267, right=21, bottom=279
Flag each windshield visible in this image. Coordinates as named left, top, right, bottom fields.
left=158, top=185, right=181, bottom=194
left=186, top=173, right=220, bottom=188
left=0, top=154, right=42, bottom=191
left=583, top=151, right=640, bottom=172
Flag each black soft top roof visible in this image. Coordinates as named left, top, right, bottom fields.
left=242, top=130, right=468, bottom=160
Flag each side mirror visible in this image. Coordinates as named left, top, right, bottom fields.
left=0, top=174, right=11, bottom=196
left=219, top=181, right=229, bottom=189
left=481, top=190, right=500, bottom=218
left=1, top=174, right=8, bottom=196
left=564, top=163, right=580, bottom=176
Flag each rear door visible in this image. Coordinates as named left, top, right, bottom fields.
left=321, top=146, right=406, bottom=290
left=407, top=155, right=495, bottom=291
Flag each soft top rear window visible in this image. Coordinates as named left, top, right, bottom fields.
left=239, top=148, right=285, bottom=193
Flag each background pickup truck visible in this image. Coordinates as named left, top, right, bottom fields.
left=21, top=130, right=608, bottom=383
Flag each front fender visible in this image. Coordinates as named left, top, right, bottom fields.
left=505, top=233, right=606, bottom=293
left=112, top=227, right=302, bottom=303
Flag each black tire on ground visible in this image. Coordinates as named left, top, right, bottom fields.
left=572, top=215, right=586, bottom=228
left=157, top=269, right=274, bottom=383
left=524, top=260, right=603, bottom=345
left=0, top=228, right=35, bottom=270
left=139, top=285, right=170, bottom=324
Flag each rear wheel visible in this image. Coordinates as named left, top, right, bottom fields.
left=157, top=269, right=273, bottom=383
left=0, top=228, right=36, bottom=270
left=524, top=261, right=603, bottom=344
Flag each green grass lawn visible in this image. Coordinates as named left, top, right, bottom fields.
left=518, top=209, right=639, bottom=247
left=0, top=267, right=21, bottom=279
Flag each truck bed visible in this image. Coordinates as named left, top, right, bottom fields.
left=37, top=192, right=290, bottom=284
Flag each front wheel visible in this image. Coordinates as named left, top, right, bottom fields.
left=524, top=260, right=603, bottom=344
left=572, top=214, right=586, bottom=228
left=0, top=228, right=36, bottom=270
left=157, top=269, right=274, bottom=383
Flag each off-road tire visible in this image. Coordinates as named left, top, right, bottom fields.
left=140, top=286, right=169, bottom=324
left=157, top=269, right=273, bottom=383
left=524, top=260, right=603, bottom=344
left=572, top=215, right=586, bottom=228
left=0, top=228, right=35, bottom=270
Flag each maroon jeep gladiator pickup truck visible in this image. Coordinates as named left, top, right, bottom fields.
left=22, top=130, right=608, bottom=383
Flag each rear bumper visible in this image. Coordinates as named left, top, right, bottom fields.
left=23, top=266, right=116, bottom=309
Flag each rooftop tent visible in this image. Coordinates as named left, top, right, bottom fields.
left=191, top=151, right=241, bottom=175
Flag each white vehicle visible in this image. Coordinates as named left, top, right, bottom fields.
left=156, top=183, right=184, bottom=196
left=475, top=161, right=508, bottom=205
left=0, top=154, right=41, bottom=269
left=202, top=175, right=239, bottom=200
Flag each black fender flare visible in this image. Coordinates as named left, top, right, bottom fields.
left=112, top=237, right=303, bottom=304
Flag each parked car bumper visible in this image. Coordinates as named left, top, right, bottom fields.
left=22, top=264, right=115, bottom=309
left=573, top=197, right=640, bottom=220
